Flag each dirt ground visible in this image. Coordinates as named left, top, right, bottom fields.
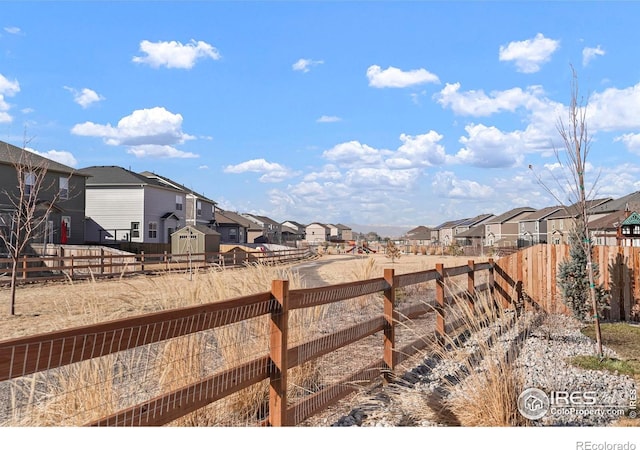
left=0, top=253, right=486, bottom=342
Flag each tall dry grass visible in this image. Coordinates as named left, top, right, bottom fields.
left=4, top=261, right=328, bottom=426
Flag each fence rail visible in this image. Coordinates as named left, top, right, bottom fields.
left=0, top=258, right=507, bottom=427
left=0, top=247, right=313, bottom=285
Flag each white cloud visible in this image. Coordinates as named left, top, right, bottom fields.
left=435, top=82, right=544, bottom=117
left=316, top=115, right=341, bottom=123
left=3, top=27, right=21, bottom=35
left=26, top=148, right=78, bottom=168
left=223, top=158, right=297, bottom=183
left=132, top=39, right=220, bottom=69
left=454, top=123, right=525, bottom=168
left=431, top=171, right=494, bottom=199
left=388, top=131, right=448, bottom=168
left=587, top=83, right=640, bottom=131
left=126, top=145, right=198, bottom=159
left=323, top=141, right=389, bottom=166
left=582, top=45, right=605, bottom=67
left=366, top=65, right=440, bottom=88
left=615, top=133, right=640, bottom=154
left=292, top=58, right=324, bottom=73
left=0, top=73, right=20, bottom=123
left=499, top=33, right=559, bottom=73
left=64, top=86, right=105, bottom=108
left=198, top=165, right=209, bottom=170
left=303, top=164, right=342, bottom=182
left=71, top=107, right=198, bottom=158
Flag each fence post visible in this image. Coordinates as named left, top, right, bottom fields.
left=22, top=255, right=28, bottom=280
left=488, top=258, right=495, bottom=295
left=467, top=260, right=475, bottom=310
left=383, top=268, right=396, bottom=382
left=70, top=255, right=74, bottom=279
left=435, top=263, right=445, bottom=346
left=140, top=251, right=145, bottom=272
left=100, top=248, right=104, bottom=275
left=269, top=279, right=290, bottom=426
left=164, top=251, right=169, bottom=270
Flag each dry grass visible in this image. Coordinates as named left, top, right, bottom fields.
left=0, top=253, right=488, bottom=426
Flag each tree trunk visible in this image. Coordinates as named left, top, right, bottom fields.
left=10, top=258, right=17, bottom=315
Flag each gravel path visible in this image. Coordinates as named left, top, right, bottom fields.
left=307, top=312, right=638, bottom=427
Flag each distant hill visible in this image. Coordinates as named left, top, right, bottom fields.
left=345, top=223, right=415, bottom=240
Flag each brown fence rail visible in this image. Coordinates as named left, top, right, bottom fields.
left=0, top=258, right=509, bottom=427
left=0, top=247, right=313, bottom=285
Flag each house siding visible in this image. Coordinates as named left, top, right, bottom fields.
left=86, top=187, right=144, bottom=242
left=143, top=187, right=186, bottom=243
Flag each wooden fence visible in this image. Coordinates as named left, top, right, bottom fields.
left=495, top=244, right=640, bottom=321
left=0, top=247, right=313, bottom=285
left=0, top=259, right=504, bottom=427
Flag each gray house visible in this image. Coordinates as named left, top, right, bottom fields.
left=485, top=207, right=536, bottom=247
left=140, top=171, right=217, bottom=228
left=82, top=166, right=186, bottom=244
left=517, top=205, right=562, bottom=247
left=0, top=140, right=88, bottom=247
left=215, top=209, right=250, bottom=244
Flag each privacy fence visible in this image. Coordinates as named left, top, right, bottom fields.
left=497, top=244, right=640, bottom=321
left=1, top=243, right=637, bottom=427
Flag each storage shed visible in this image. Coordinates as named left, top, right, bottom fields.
left=171, top=225, right=221, bottom=257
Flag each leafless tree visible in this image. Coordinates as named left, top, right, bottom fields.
left=0, top=139, right=64, bottom=315
left=530, top=66, right=604, bottom=357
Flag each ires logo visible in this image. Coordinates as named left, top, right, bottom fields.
left=549, top=391, right=598, bottom=406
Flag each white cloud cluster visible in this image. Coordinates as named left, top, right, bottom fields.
left=292, top=58, right=324, bottom=73
left=582, top=45, right=605, bottom=66
left=3, top=26, right=21, bottom=35
left=64, top=86, right=105, bottom=108
left=435, top=83, right=543, bottom=117
left=132, top=39, right=220, bottom=69
left=71, top=107, right=198, bottom=158
left=316, top=115, right=341, bottom=123
left=223, top=158, right=298, bottom=183
left=26, top=148, right=78, bottom=168
left=499, top=33, right=559, bottom=73
left=431, top=171, right=494, bottom=199
left=0, top=73, right=20, bottom=123
left=367, top=65, right=440, bottom=88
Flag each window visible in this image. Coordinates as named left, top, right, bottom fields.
left=176, top=196, right=183, bottom=211
left=229, top=228, right=237, bottom=242
left=534, top=222, right=539, bottom=231
left=634, top=226, right=640, bottom=235
left=59, top=177, right=69, bottom=200
left=148, top=221, right=158, bottom=239
left=197, top=201, right=202, bottom=217
left=559, top=221, right=564, bottom=230
left=131, top=222, right=140, bottom=238
left=24, top=172, right=35, bottom=196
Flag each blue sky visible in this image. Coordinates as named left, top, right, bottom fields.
left=2, top=1, right=640, bottom=231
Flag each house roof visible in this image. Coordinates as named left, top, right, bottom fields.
left=621, top=211, right=640, bottom=226
left=174, top=224, right=220, bottom=236
left=405, top=225, right=432, bottom=240
left=282, top=220, right=306, bottom=229
left=486, top=207, right=536, bottom=224
left=0, top=140, right=89, bottom=176
left=456, top=224, right=485, bottom=238
left=589, top=210, right=629, bottom=231
left=520, top=205, right=563, bottom=221
left=546, top=198, right=612, bottom=219
left=456, top=213, right=495, bottom=228
left=588, top=192, right=640, bottom=215
left=140, top=171, right=217, bottom=204
left=307, top=222, right=330, bottom=229
left=82, top=165, right=182, bottom=190
left=335, top=223, right=352, bottom=231
left=215, top=210, right=255, bottom=229
left=433, top=218, right=467, bottom=230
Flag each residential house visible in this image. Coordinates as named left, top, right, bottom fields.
left=214, top=209, right=250, bottom=244
left=455, top=224, right=487, bottom=251
left=305, top=223, right=330, bottom=244
left=484, top=207, right=536, bottom=247
left=618, top=211, right=640, bottom=247
left=435, top=219, right=467, bottom=246
left=404, top=225, right=432, bottom=247
left=281, top=220, right=306, bottom=244
left=589, top=210, right=630, bottom=246
left=139, top=171, right=217, bottom=228
left=454, top=214, right=495, bottom=236
left=586, top=192, right=640, bottom=221
left=546, top=198, right=611, bottom=244
left=0, top=140, right=89, bottom=247
left=238, top=214, right=283, bottom=244
left=336, top=223, right=353, bottom=242
left=82, top=166, right=185, bottom=244
left=518, top=206, right=563, bottom=247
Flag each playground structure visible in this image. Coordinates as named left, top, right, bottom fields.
left=345, top=241, right=377, bottom=254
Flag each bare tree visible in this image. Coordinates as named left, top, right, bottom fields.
left=385, top=239, right=401, bottom=263
left=530, top=66, right=604, bottom=357
left=0, top=140, right=64, bottom=315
